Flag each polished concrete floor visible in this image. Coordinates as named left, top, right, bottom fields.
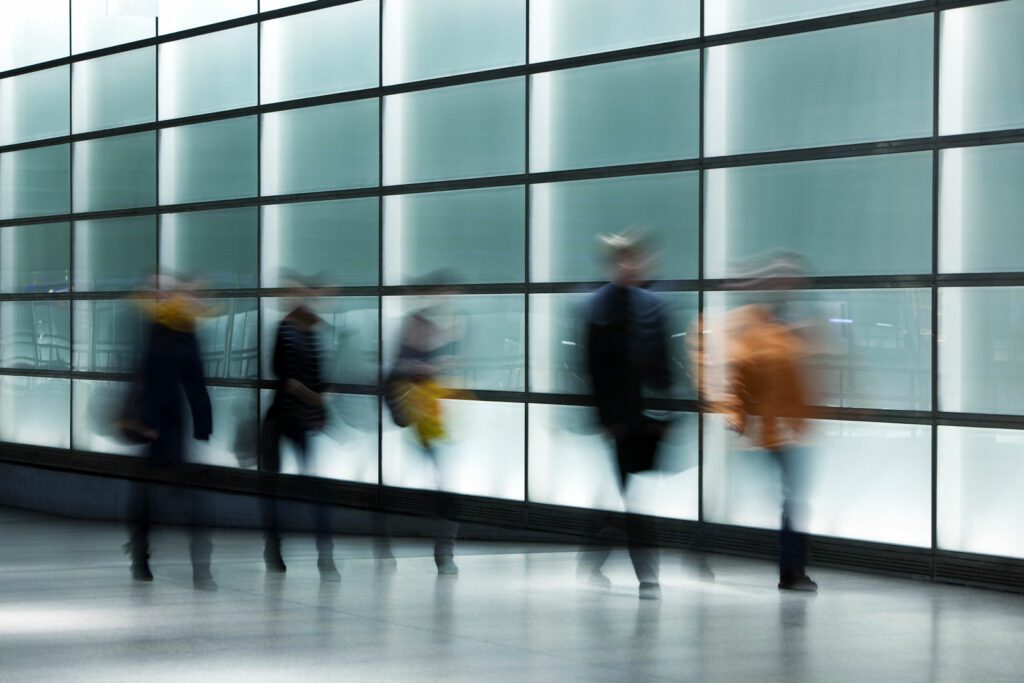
left=1, top=507, right=1022, bottom=682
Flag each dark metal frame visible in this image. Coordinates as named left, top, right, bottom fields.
left=0, top=0, right=1022, bottom=589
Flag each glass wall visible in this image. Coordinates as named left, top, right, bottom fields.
left=0, top=0, right=1021, bottom=564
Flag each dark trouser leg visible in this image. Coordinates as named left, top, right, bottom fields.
left=127, top=476, right=151, bottom=565
left=260, top=416, right=284, bottom=552
left=189, top=486, right=212, bottom=571
left=773, top=448, right=808, bottom=578
left=619, top=428, right=660, bottom=585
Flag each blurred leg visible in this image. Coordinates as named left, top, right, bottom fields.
left=260, top=416, right=286, bottom=573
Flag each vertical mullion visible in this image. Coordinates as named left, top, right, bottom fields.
left=930, top=4, right=941, bottom=575
left=696, top=0, right=706, bottom=536
left=377, top=0, right=385, bottom=504
left=523, top=0, right=531, bottom=509
left=67, top=0, right=74, bottom=451
left=154, top=13, right=161, bottom=292
left=255, top=10, right=264, bottom=472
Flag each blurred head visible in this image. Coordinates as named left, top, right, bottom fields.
left=601, top=231, right=651, bottom=286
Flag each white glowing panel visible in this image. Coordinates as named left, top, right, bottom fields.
left=158, top=0, right=256, bottom=34
left=72, top=380, right=145, bottom=456
left=73, top=48, right=156, bottom=133
left=0, top=0, right=69, bottom=71
left=0, top=145, right=71, bottom=220
left=159, top=117, right=257, bottom=205
left=938, top=426, right=1024, bottom=559
left=186, top=386, right=257, bottom=469
left=0, top=376, right=70, bottom=449
left=0, top=67, right=69, bottom=146
left=72, top=0, right=155, bottom=53
left=705, top=0, right=912, bottom=34
left=703, top=415, right=931, bottom=547
left=159, top=26, right=257, bottom=120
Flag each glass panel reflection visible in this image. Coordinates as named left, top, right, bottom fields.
left=0, top=67, right=70, bottom=146
left=159, top=117, right=257, bottom=205
left=187, top=386, right=257, bottom=468
left=72, top=379, right=145, bottom=456
left=72, top=0, right=155, bottom=53
left=73, top=49, right=156, bottom=133
left=0, top=376, right=70, bottom=449
left=195, top=298, right=259, bottom=380
left=0, top=301, right=71, bottom=370
left=160, top=208, right=258, bottom=289
left=74, top=216, right=156, bottom=292
left=72, top=300, right=146, bottom=373
left=159, top=26, right=257, bottom=120
left=706, top=0, right=911, bottom=34
left=0, top=145, right=71, bottom=220
left=1, top=222, right=70, bottom=294
left=73, top=132, right=157, bottom=213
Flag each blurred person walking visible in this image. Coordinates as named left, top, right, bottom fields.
left=579, top=233, right=673, bottom=600
left=121, top=279, right=215, bottom=589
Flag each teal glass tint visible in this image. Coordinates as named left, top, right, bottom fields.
left=705, top=289, right=932, bottom=410
left=0, top=67, right=70, bottom=146
left=72, top=299, right=146, bottom=373
left=0, top=301, right=71, bottom=370
left=74, top=216, right=156, bottom=292
left=382, top=295, right=525, bottom=392
left=262, top=297, right=379, bottom=385
left=0, top=376, right=70, bottom=449
left=259, top=388, right=379, bottom=482
left=528, top=404, right=699, bottom=519
left=383, top=0, right=524, bottom=85
left=705, top=16, right=933, bottom=156
left=703, top=415, right=931, bottom=547
left=260, top=1, right=379, bottom=104
left=261, top=99, right=379, bottom=196
left=0, top=0, right=69, bottom=71
left=73, top=132, right=156, bottom=213
left=531, top=53, right=698, bottom=172
left=262, top=199, right=379, bottom=288
left=530, top=0, right=699, bottom=62
left=383, top=78, right=525, bottom=185
left=159, top=117, right=257, bottom=204
left=938, top=426, right=1024, bottom=559
left=195, top=299, right=259, bottom=380
left=189, top=386, right=257, bottom=468
left=705, top=153, right=933, bottom=278
left=159, top=26, right=257, bottom=120
left=383, top=186, right=525, bottom=286
left=73, top=48, right=156, bottom=133
left=73, top=379, right=144, bottom=456
left=0, top=223, right=70, bottom=294
left=939, top=287, right=1024, bottom=416
left=261, top=0, right=316, bottom=10
left=160, top=208, right=257, bottom=289
left=530, top=172, right=698, bottom=283
left=941, top=1, right=1024, bottom=135
left=158, top=0, right=256, bottom=34
left=941, top=144, right=1024, bottom=273
left=72, top=0, right=156, bottom=53
left=529, top=291, right=697, bottom=398
left=383, top=398, right=524, bottom=499
left=0, top=145, right=70, bottom=220
left=706, top=0, right=913, bottom=34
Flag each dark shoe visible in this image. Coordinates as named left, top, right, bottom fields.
left=778, top=574, right=818, bottom=592
left=193, top=567, right=218, bottom=591
left=318, top=558, right=341, bottom=583
left=131, top=560, right=153, bottom=582
left=436, top=557, right=459, bottom=576
left=639, top=582, right=662, bottom=600
left=264, top=544, right=287, bottom=574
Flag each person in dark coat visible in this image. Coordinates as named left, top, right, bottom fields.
left=260, top=292, right=340, bottom=582
left=124, top=286, right=214, bottom=589
left=579, top=232, right=672, bottom=600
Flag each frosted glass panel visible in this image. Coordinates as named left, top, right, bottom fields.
left=0, top=67, right=70, bottom=146
left=941, top=1, right=1024, bottom=135
left=161, top=208, right=257, bottom=289
left=938, top=426, right=1024, bottom=559
left=0, top=145, right=71, bottom=220
left=706, top=153, right=932, bottom=278
left=261, top=1, right=378, bottom=104
left=384, top=187, right=525, bottom=286
left=73, top=132, right=156, bottom=213
left=159, top=26, right=257, bottom=119
left=383, top=0, right=524, bottom=84
left=530, top=0, right=699, bottom=62
left=528, top=404, right=698, bottom=519
left=262, top=99, right=379, bottom=195
left=262, top=199, right=378, bottom=288
left=940, top=144, right=1024, bottom=273
left=383, top=295, right=525, bottom=392
left=1, top=223, right=70, bottom=294
left=0, top=0, right=69, bottom=71
left=160, top=117, right=257, bottom=204
left=72, top=300, right=146, bottom=373
left=706, top=289, right=932, bottom=410
left=72, top=0, right=155, bottom=53
left=383, top=398, right=524, bottom=500
left=73, top=380, right=144, bottom=456
left=261, top=389, right=379, bottom=483
left=705, top=16, right=933, bottom=156
left=74, top=216, right=156, bottom=292
left=0, top=301, right=71, bottom=370
left=187, top=386, right=257, bottom=469
left=529, top=291, right=697, bottom=398
left=261, top=0, right=315, bottom=10
left=530, top=172, right=698, bottom=283
left=383, top=78, right=525, bottom=185
left=532, top=52, right=698, bottom=172
left=0, top=376, right=70, bottom=449
left=73, top=49, right=156, bottom=133
left=159, top=0, right=256, bottom=34
left=706, top=0, right=912, bottom=34
left=262, top=297, right=379, bottom=385
left=939, top=287, right=1024, bottom=415
left=195, top=298, right=259, bottom=380
left=704, top=416, right=931, bottom=547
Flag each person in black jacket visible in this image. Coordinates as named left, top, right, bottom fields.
left=260, top=290, right=340, bottom=582
left=579, top=233, right=672, bottom=600
left=124, top=284, right=215, bottom=589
